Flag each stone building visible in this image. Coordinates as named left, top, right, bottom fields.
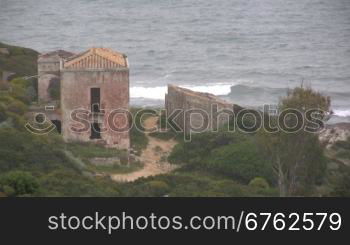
left=38, top=50, right=74, bottom=102
left=37, top=48, right=130, bottom=150
left=165, top=84, right=235, bottom=134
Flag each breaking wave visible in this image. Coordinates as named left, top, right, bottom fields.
left=130, top=83, right=233, bottom=100
left=333, top=110, right=350, bottom=118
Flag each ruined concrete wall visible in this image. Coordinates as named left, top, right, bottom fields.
left=61, top=69, right=130, bottom=150
left=166, top=85, right=233, bottom=133
left=165, top=86, right=186, bottom=131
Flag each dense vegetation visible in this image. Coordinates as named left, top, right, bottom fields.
left=0, top=42, right=349, bottom=197
left=169, top=132, right=274, bottom=184
left=120, top=171, right=278, bottom=197
left=167, top=87, right=349, bottom=197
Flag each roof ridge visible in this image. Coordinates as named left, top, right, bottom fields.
left=63, top=47, right=128, bottom=69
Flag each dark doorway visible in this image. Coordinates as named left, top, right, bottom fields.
left=51, top=120, right=61, bottom=134
left=90, top=122, right=101, bottom=139
left=90, top=88, right=101, bottom=139
left=91, top=88, right=100, bottom=113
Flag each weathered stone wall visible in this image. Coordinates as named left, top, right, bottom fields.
left=38, top=74, right=60, bottom=102
left=37, top=60, right=60, bottom=102
left=38, top=61, right=60, bottom=76
left=61, top=69, right=130, bottom=150
left=37, top=50, right=74, bottom=102
left=165, top=85, right=234, bottom=133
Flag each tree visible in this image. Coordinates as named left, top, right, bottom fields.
left=0, top=171, right=39, bottom=196
left=259, top=86, right=331, bottom=196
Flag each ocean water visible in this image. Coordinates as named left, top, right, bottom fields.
left=0, top=0, right=349, bottom=122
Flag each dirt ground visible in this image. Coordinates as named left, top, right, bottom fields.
left=111, top=116, right=178, bottom=182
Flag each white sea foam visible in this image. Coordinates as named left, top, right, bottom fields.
left=333, top=109, right=350, bottom=117
left=130, top=83, right=233, bottom=100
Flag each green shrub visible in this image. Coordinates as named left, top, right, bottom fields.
left=66, top=142, right=122, bottom=159
left=10, top=84, right=27, bottom=102
left=207, top=180, right=246, bottom=197
left=169, top=132, right=247, bottom=164
left=2, top=185, right=15, bottom=196
left=130, top=108, right=150, bottom=154
left=144, top=180, right=170, bottom=196
left=149, top=131, right=177, bottom=140
left=38, top=170, right=121, bottom=197
left=0, top=128, right=76, bottom=173
left=8, top=78, right=36, bottom=104
left=249, top=177, right=270, bottom=189
left=2, top=112, right=26, bottom=130
left=119, top=171, right=276, bottom=197
left=169, top=131, right=273, bottom=185
left=204, top=141, right=273, bottom=184
left=330, top=166, right=350, bottom=197
left=0, top=171, right=39, bottom=196
left=7, top=100, right=27, bottom=115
